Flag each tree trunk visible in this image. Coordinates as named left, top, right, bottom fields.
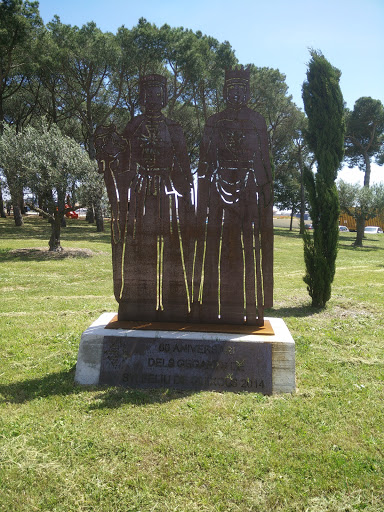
left=39, top=189, right=51, bottom=217
left=7, top=183, right=24, bottom=226
left=86, top=126, right=106, bottom=233
left=86, top=206, right=95, bottom=223
left=299, top=154, right=306, bottom=234
left=0, top=185, right=6, bottom=218
left=354, top=216, right=365, bottom=247
left=290, top=209, right=294, bottom=231
left=363, top=152, right=371, bottom=188
left=353, top=151, right=372, bottom=247
left=38, top=194, right=44, bottom=216
left=94, top=198, right=104, bottom=232
left=13, top=204, right=23, bottom=226
left=49, top=190, right=66, bottom=251
left=49, top=213, right=63, bottom=252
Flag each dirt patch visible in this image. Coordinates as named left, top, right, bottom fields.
left=9, top=247, right=95, bottom=259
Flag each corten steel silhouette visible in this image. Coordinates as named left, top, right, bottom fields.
left=95, top=74, right=194, bottom=322
left=193, top=68, right=273, bottom=326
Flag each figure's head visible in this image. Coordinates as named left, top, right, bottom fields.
left=139, top=74, right=168, bottom=110
left=223, top=67, right=250, bottom=107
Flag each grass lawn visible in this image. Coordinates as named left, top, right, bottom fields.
left=0, top=215, right=383, bottom=512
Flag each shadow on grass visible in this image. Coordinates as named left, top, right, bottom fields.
left=89, top=386, right=193, bottom=410
left=0, top=248, right=96, bottom=261
left=267, top=304, right=321, bottom=318
left=338, top=235, right=358, bottom=243
left=0, top=367, right=78, bottom=404
left=0, top=217, right=111, bottom=244
left=338, top=242, right=383, bottom=251
left=273, top=228, right=384, bottom=250
left=0, top=366, right=192, bottom=408
left=0, top=216, right=53, bottom=241
left=273, top=228, right=303, bottom=239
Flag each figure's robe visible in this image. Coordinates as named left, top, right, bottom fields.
left=96, top=113, right=194, bottom=322
left=194, top=105, right=273, bottom=325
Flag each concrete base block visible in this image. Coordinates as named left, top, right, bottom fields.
left=75, top=313, right=295, bottom=394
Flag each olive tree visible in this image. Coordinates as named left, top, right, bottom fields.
left=28, top=122, right=97, bottom=250
left=338, top=180, right=384, bottom=236
left=0, top=120, right=97, bottom=250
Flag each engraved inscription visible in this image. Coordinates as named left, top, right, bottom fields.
left=100, top=336, right=272, bottom=394
left=102, top=338, right=132, bottom=370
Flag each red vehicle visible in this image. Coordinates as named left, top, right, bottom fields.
left=65, top=204, right=78, bottom=219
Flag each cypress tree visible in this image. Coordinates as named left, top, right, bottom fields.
left=302, top=50, right=345, bottom=308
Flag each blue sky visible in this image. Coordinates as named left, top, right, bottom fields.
left=38, top=0, right=384, bottom=183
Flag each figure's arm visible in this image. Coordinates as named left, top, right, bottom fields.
left=169, top=123, right=194, bottom=201
left=197, top=119, right=215, bottom=179
left=94, top=126, right=120, bottom=220
left=95, top=125, right=129, bottom=242
left=250, top=115, right=272, bottom=183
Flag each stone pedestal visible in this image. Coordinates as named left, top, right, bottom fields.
left=75, top=313, right=295, bottom=394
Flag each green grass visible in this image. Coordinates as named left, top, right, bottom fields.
left=0, top=215, right=383, bottom=512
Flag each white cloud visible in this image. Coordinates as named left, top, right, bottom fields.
left=338, top=163, right=383, bottom=186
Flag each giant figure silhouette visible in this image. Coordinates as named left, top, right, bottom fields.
left=95, top=74, right=194, bottom=322
left=193, top=67, right=273, bottom=326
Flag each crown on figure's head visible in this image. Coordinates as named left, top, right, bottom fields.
left=139, top=73, right=168, bottom=108
left=140, top=74, right=167, bottom=88
left=225, top=66, right=250, bottom=85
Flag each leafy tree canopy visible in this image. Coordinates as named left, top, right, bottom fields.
left=0, top=0, right=43, bottom=125
left=345, top=96, right=384, bottom=185
left=338, top=179, right=384, bottom=246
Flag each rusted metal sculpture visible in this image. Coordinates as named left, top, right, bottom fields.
left=193, top=67, right=273, bottom=326
left=96, top=70, right=273, bottom=327
left=95, top=74, right=194, bottom=322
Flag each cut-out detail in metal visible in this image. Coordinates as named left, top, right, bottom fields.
left=193, top=67, right=273, bottom=326
left=96, top=70, right=273, bottom=327
left=95, top=74, right=194, bottom=322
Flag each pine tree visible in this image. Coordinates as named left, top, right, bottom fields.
left=302, top=50, right=345, bottom=308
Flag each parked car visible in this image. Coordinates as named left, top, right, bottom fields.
left=364, top=226, right=383, bottom=234
left=339, top=225, right=349, bottom=232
